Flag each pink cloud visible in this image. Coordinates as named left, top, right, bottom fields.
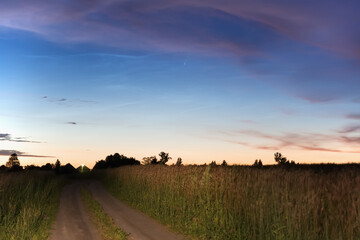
left=346, top=114, right=360, bottom=120
left=1, top=0, right=358, bottom=59
left=338, top=125, right=360, bottom=134
left=224, top=128, right=360, bottom=154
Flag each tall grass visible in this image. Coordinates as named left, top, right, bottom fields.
left=101, top=165, right=360, bottom=240
left=0, top=172, right=65, bottom=240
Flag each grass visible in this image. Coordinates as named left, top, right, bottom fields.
left=80, top=187, right=128, bottom=240
left=0, top=171, right=65, bottom=240
left=100, top=165, right=360, bottom=240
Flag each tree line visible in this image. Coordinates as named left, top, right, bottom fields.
left=0, top=157, right=82, bottom=174
left=93, top=151, right=184, bottom=169
left=9, top=151, right=357, bottom=173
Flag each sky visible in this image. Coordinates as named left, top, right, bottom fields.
left=1, top=0, right=360, bottom=167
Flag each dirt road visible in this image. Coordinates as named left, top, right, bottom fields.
left=50, top=181, right=186, bottom=240
left=50, top=182, right=101, bottom=240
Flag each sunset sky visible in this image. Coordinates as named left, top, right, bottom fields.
left=1, top=0, right=360, bottom=167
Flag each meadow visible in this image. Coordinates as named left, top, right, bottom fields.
left=0, top=172, right=65, bottom=240
left=101, top=165, right=360, bottom=240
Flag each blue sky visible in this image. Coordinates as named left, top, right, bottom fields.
left=1, top=0, right=360, bottom=167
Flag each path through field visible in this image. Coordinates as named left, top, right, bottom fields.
left=50, top=181, right=186, bottom=240
left=50, top=182, right=101, bottom=240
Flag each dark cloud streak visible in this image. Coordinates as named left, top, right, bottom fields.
left=43, top=96, right=97, bottom=105
left=0, top=133, right=41, bottom=143
left=0, top=150, right=54, bottom=158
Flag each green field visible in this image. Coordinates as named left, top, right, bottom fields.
left=1, top=165, right=359, bottom=240
left=0, top=172, right=65, bottom=240
left=101, top=165, right=360, bottom=240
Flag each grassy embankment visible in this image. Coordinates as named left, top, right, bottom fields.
left=81, top=188, right=128, bottom=240
left=0, top=172, right=65, bottom=240
left=101, top=165, right=360, bottom=240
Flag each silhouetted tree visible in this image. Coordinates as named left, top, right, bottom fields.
left=142, top=156, right=157, bottom=165
left=274, top=152, right=295, bottom=166
left=41, top=163, right=53, bottom=171
left=175, top=157, right=183, bottom=166
left=0, top=165, right=7, bottom=172
left=151, top=157, right=158, bottom=164
left=25, top=165, right=40, bottom=171
left=93, top=160, right=108, bottom=169
left=253, top=159, right=263, bottom=168
left=8, top=165, right=23, bottom=172
left=210, top=161, right=217, bottom=166
left=274, top=152, right=288, bottom=165
left=97, top=153, right=140, bottom=168
left=158, top=152, right=171, bottom=165
left=55, top=159, right=61, bottom=174
left=221, top=160, right=228, bottom=166
left=6, top=153, right=20, bottom=168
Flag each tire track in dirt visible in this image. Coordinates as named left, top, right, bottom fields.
left=88, top=181, right=186, bottom=240
left=50, top=181, right=187, bottom=240
left=50, top=181, right=102, bottom=240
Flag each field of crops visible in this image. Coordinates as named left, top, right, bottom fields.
left=0, top=172, right=65, bottom=240
left=101, top=165, right=360, bottom=240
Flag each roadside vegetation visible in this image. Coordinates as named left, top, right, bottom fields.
left=81, top=188, right=128, bottom=240
left=0, top=172, right=65, bottom=240
left=100, top=164, right=360, bottom=240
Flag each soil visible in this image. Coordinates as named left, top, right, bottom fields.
left=50, top=180, right=186, bottom=240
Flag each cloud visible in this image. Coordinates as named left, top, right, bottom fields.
left=353, top=98, right=360, bottom=103
left=0, top=133, right=11, bottom=141
left=240, top=120, right=259, bottom=124
left=0, top=0, right=359, bottom=58
left=1, top=0, right=359, bottom=102
left=340, top=136, right=360, bottom=145
left=66, top=122, right=77, bottom=125
left=346, top=114, right=360, bottom=120
left=43, top=96, right=97, bottom=105
left=0, top=133, right=40, bottom=143
left=0, top=150, right=53, bottom=158
left=223, top=128, right=360, bottom=154
left=0, top=150, right=24, bottom=156
left=338, top=125, right=360, bottom=134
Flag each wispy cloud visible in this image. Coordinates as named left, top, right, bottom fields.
left=346, top=114, right=360, bottom=120
left=26, top=52, right=150, bottom=60
left=240, top=120, right=259, bottom=124
left=0, top=134, right=10, bottom=141
left=338, top=125, right=360, bottom=134
left=1, top=0, right=358, bottom=58
left=0, top=150, right=54, bottom=158
left=1, top=0, right=359, bottom=103
left=0, top=133, right=40, bottom=143
left=222, top=128, right=360, bottom=154
left=42, top=96, right=97, bottom=105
